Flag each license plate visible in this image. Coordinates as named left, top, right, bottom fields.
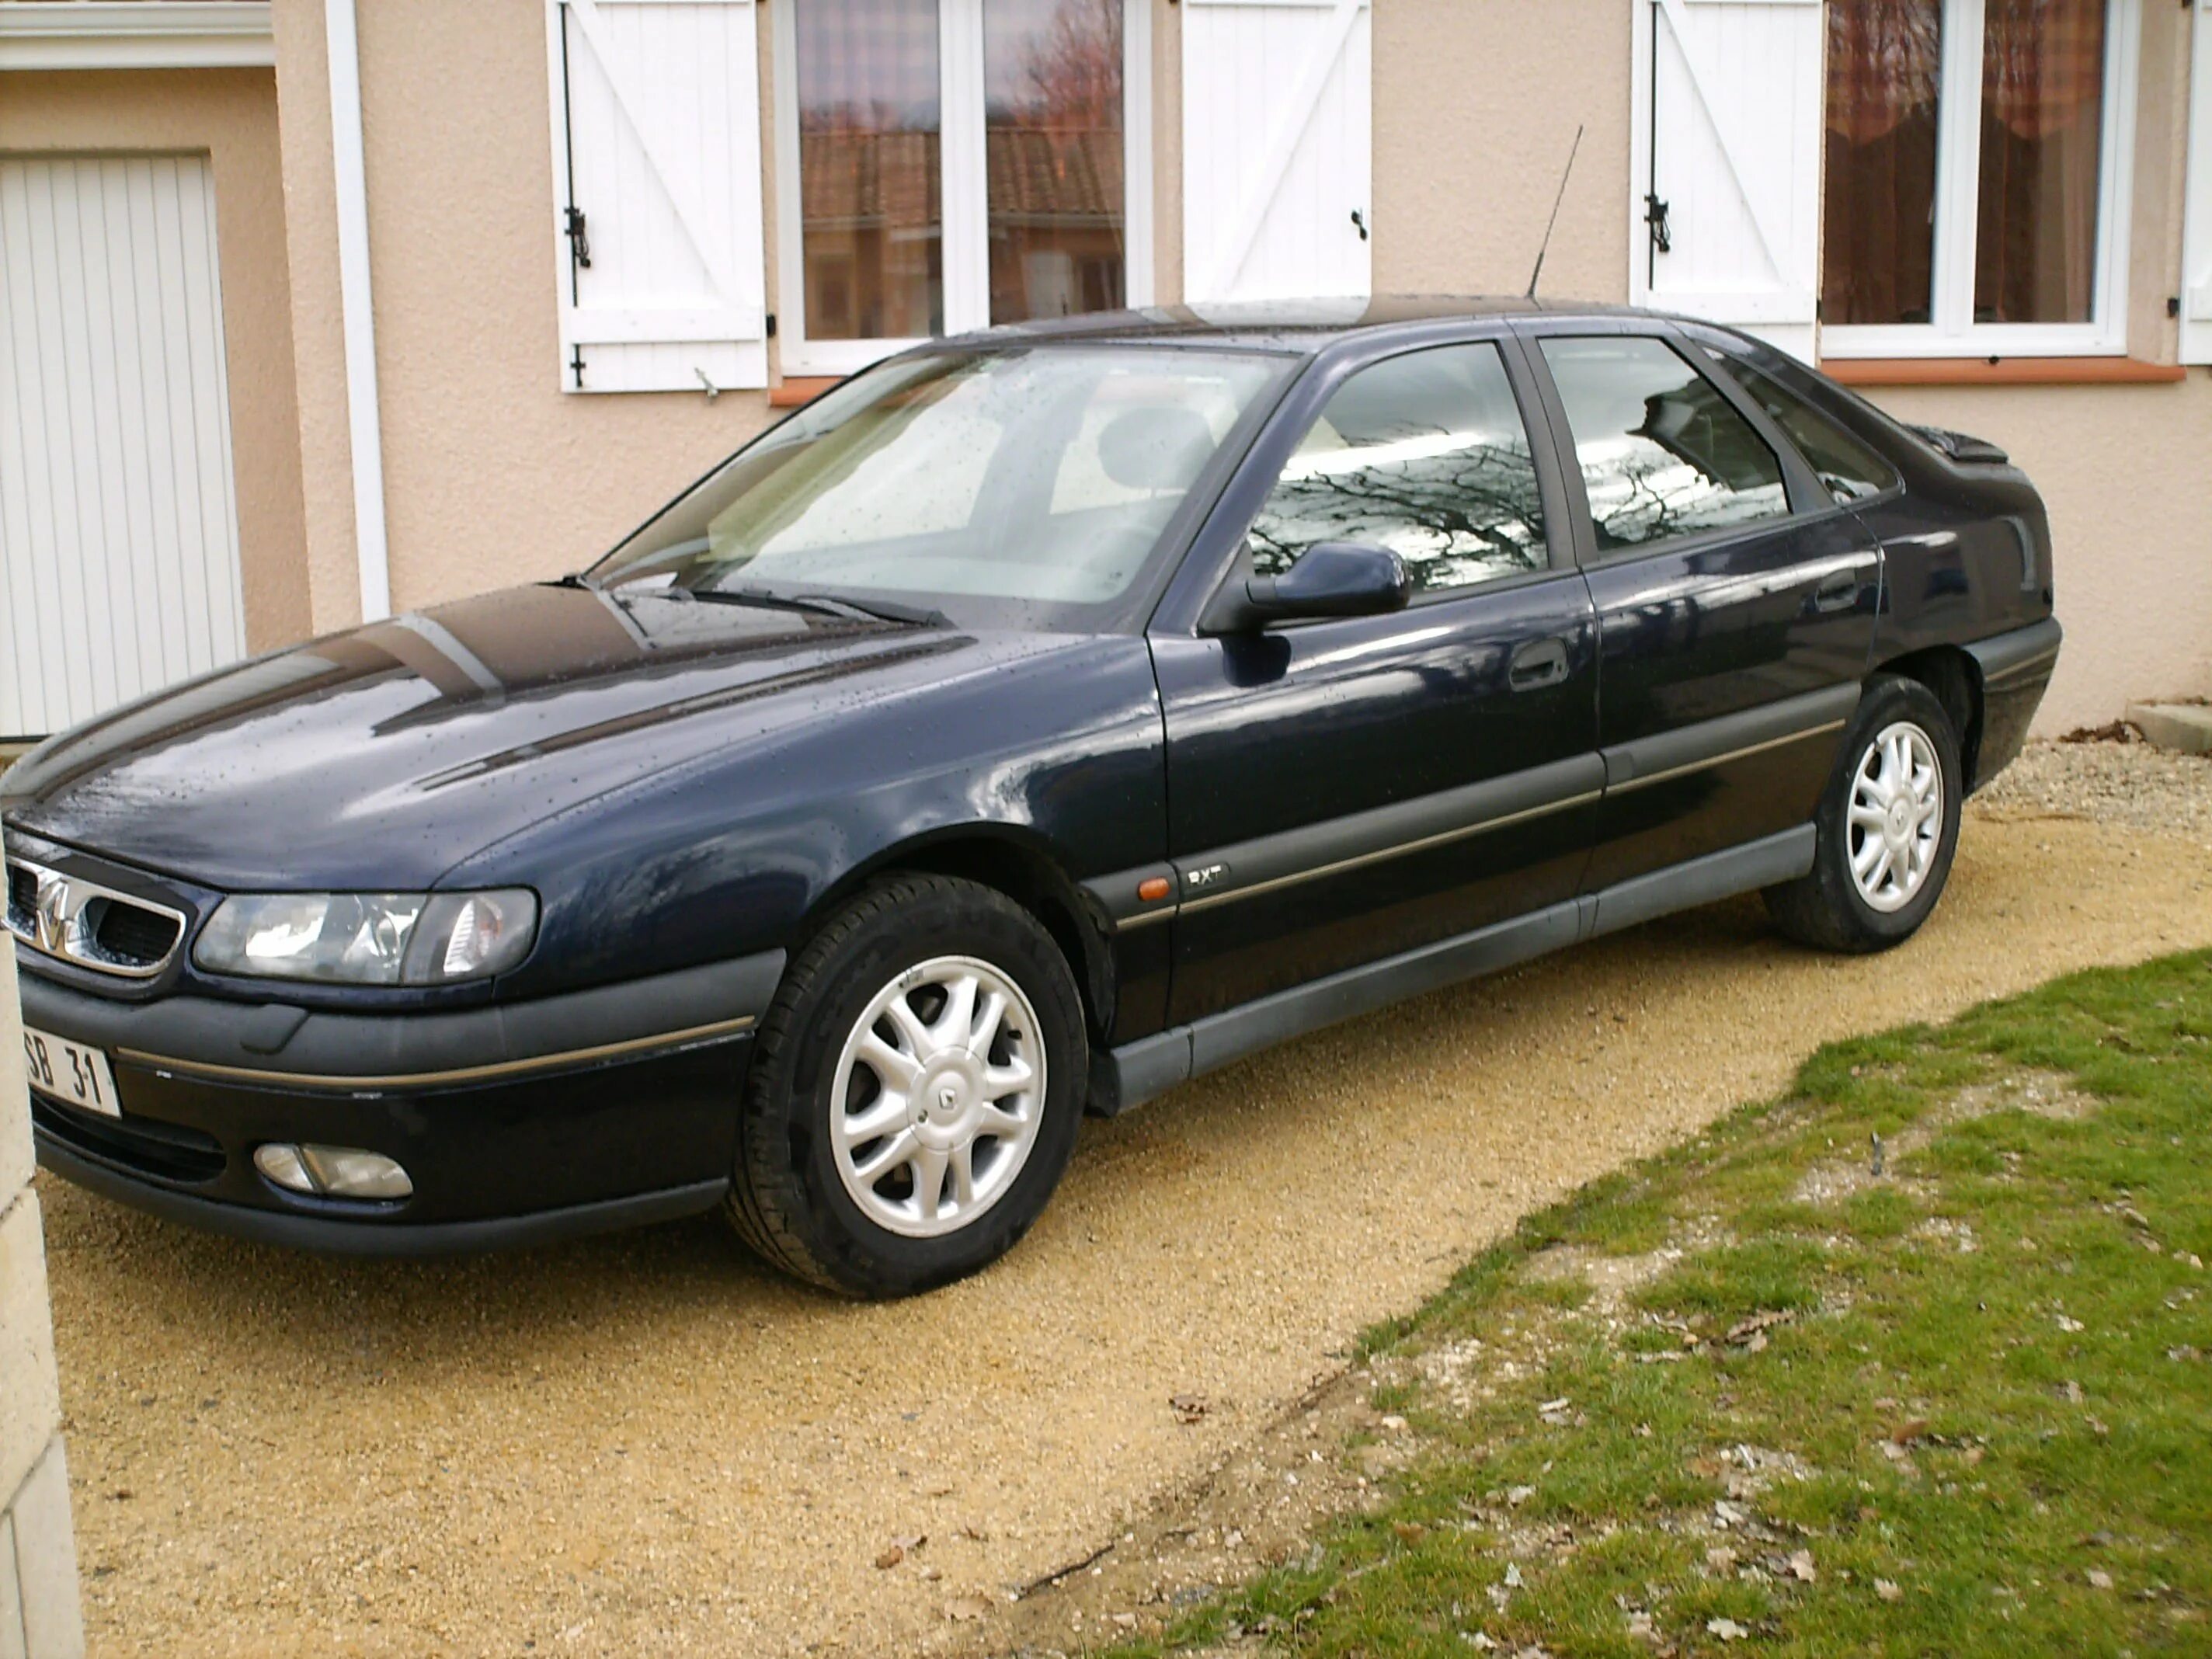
left=21, top=1024, right=120, bottom=1118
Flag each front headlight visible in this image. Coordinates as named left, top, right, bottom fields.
left=194, top=889, right=537, bottom=986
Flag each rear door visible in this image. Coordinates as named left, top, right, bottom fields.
left=1149, top=331, right=1599, bottom=1028
left=1515, top=322, right=1880, bottom=896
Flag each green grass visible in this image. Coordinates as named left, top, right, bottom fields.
left=1107, top=951, right=2212, bottom=1657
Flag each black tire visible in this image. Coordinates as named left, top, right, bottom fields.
left=1764, top=675, right=1963, bottom=954
left=724, top=874, right=1087, bottom=1298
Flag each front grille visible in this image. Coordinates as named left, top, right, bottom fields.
left=32, top=1096, right=227, bottom=1184
left=89, top=899, right=183, bottom=969
left=3, top=855, right=186, bottom=979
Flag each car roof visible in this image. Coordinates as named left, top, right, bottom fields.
left=941, top=295, right=1665, bottom=354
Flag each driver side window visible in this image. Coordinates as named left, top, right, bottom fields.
left=1246, top=343, right=1549, bottom=599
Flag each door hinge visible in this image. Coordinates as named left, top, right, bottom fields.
left=569, top=344, right=587, bottom=389
left=1643, top=193, right=1671, bottom=255
left=766, top=311, right=777, bottom=338
left=563, top=205, right=592, bottom=270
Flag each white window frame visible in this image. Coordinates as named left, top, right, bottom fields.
left=771, top=0, right=1153, bottom=378
left=1822, top=0, right=2140, bottom=360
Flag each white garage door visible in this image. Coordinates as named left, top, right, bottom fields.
left=0, top=153, right=246, bottom=739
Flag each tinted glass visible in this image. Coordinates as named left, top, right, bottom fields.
left=986, top=0, right=1125, bottom=324
left=592, top=347, right=1285, bottom=631
left=1247, top=343, right=1547, bottom=599
left=1824, top=0, right=1943, bottom=325
left=1539, top=336, right=1790, bottom=553
left=1976, top=0, right=2106, bottom=324
left=797, top=0, right=944, bottom=339
left=1713, top=353, right=1900, bottom=504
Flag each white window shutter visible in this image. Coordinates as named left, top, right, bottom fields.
left=1629, top=0, right=1822, bottom=362
left=2184, top=0, right=2212, bottom=364
left=1181, top=0, right=1371, bottom=304
left=544, top=0, right=766, bottom=394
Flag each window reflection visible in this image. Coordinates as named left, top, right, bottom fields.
left=1976, top=0, right=2106, bottom=324
left=1540, top=337, right=1789, bottom=553
left=1717, top=353, right=1899, bottom=506
left=985, top=0, right=1126, bottom=324
left=593, top=348, right=1282, bottom=624
left=1824, top=0, right=1943, bottom=326
left=798, top=0, right=944, bottom=339
left=1247, top=344, right=1547, bottom=598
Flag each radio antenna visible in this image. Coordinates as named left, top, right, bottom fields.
left=1525, top=123, right=1585, bottom=300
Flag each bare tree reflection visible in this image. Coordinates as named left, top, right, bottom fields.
left=1250, top=428, right=1548, bottom=595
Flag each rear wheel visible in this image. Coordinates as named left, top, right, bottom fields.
left=724, top=875, right=1086, bottom=1297
left=1765, top=675, right=1963, bottom=953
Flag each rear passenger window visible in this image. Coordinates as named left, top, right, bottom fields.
left=1246, top=342, right=1549, bottom=598
left=1713, top=355, right=1901, bottom=505
left=1539, top=336, right=1790, bottom=553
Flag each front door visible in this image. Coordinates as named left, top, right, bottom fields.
left=1150, top=336, right=1600, bottom=1027
left=1519, top=327, right=1881, bottom=894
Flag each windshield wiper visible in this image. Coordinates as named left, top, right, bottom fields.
left=695, top=586, right=947, bottom=628
left=546, top=571, right=601, bottom=591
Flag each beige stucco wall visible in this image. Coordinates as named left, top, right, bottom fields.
left=269, top=0, right=777, bottom=626
left=1371, top=0, right=1632, bottom=305
left=1866, top=376, right=2212, bottom=732
left=0, top=68, right=312, bottom=657
left=266, top=0, right=367, bottom=638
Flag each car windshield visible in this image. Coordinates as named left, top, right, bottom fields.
left=589, top=346, right=1289, bottom=631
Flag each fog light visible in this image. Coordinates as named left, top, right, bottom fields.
left=254, top=1142, right=412, bottom=1201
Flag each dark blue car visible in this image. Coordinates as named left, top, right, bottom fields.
left=4, top=300, right=2060, bottom=1296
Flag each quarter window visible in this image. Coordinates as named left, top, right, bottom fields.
left=1713, top=353, right=1901, bottom=505
left=1539, top=336, right=1790, bottom=553
left=1246, top=344, right=1549, bottom=600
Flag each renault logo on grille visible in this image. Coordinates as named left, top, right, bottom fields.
left=33, top=868, right=71, bottom=954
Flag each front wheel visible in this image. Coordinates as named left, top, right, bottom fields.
left=725, top=875, right=1087, bottom=1297
left=1765, top=675, right=1963, bottom=953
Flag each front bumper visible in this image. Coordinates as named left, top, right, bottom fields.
left=19, top=947, right=784, bottom=1254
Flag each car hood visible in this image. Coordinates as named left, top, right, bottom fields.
left=0, top=583, right=1069, bottom=892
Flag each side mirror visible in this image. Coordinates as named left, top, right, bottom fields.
left=1207, top=541, right=1410, bottom=631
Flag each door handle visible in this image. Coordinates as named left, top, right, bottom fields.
left=1812, top=572, right=1859, bottom=614
left=1508, top=636, right=1570, bottom=691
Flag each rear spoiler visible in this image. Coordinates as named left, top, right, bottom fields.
left=1908, top=424, right=2010, bottom=466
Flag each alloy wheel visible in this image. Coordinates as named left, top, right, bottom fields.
left=828, top=955, right=1046, bottom=1238
left=1845, top=719, right=1943, bottom=913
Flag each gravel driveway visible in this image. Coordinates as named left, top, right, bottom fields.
left=38, top=740, right=2212, bottom=1657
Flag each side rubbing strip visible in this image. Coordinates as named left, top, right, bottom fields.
left=1965, top=617, right=2062, bottom=687
left=1170, top=752, right=1606, bottom=918
left=1601, top=682, right=1860, bottom=791
left=116, top=1016, right=756, bottom=1093
left=1605, top=720, right=1845, bottom=797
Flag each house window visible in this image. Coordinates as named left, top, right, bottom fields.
left=1821, top=0, right=2138, bottom=356
left=794, top=0, right=944, bottom=341
left=776, top=0, right=1150, bottom=377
